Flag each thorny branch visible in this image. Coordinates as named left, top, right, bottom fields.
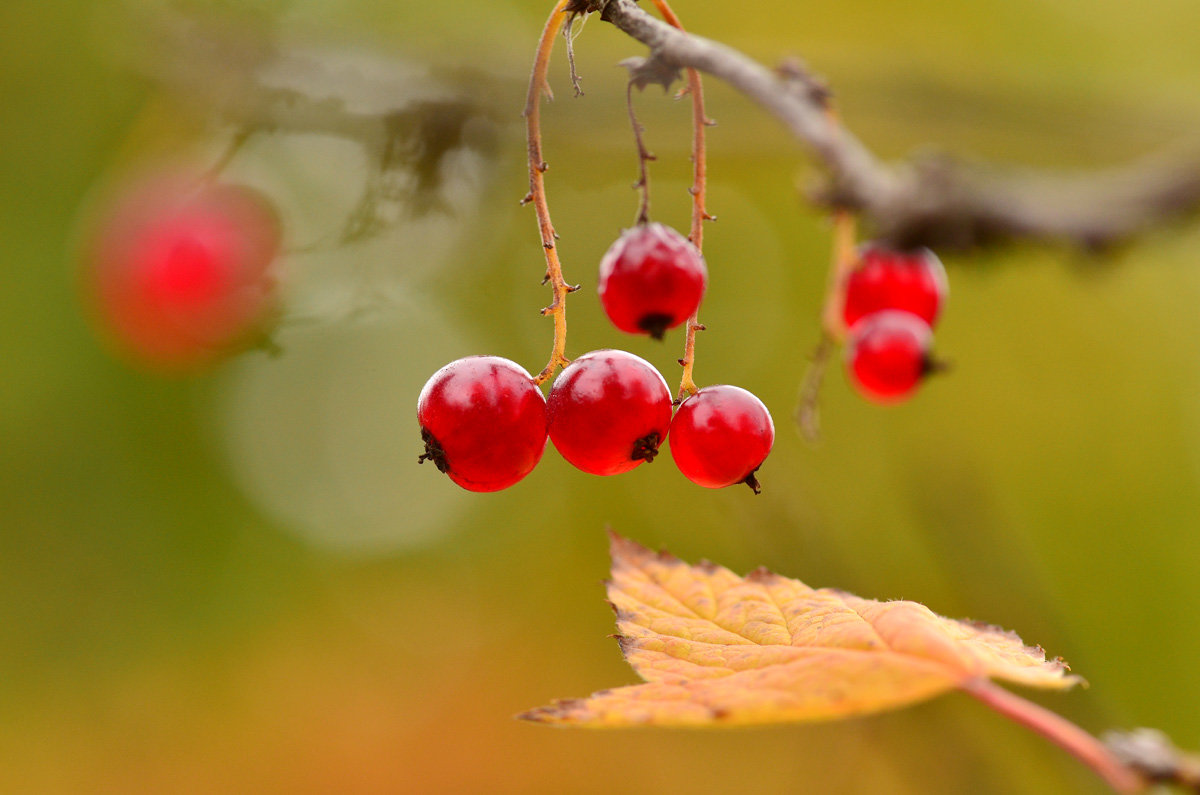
left=646, top=0, right=711, bottom=401
left=597, top=0, right=1200, bottom=252
left=524, top=0, right=578, bottom=385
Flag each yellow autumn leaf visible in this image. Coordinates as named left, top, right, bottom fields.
left=521, top=532, right=1079, bottom=727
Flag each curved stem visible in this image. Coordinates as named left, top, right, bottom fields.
left=794, top=332, right=833, bottom=442
left=523, top=0, right=576, bottom=386
left=626, top=80, right=654, bottom=226
left=650, top=0, right=711, bottom=400
left=797, top=105, right=857, bottom=440
left=961, top=678, right=1145, bottom=794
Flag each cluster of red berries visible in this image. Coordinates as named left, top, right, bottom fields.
left=418, top=223, right=774, bottom=493
left=841, top=245, right=948, bottom=403
left=79, top=172, right=281, bottom=372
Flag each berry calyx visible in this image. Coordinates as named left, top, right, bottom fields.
left=598, top=223, right=707, bottom=339
left=842, top=244, right=948, bottom=329
left=547, top=349, right=673, bottom=475
left=80, top=173, right=281, bottom=372
left=669, top=385, right=774, bottom=493
left=845, top=310, right=935, bottom=403
left=417, top=356, right=548, bottom=492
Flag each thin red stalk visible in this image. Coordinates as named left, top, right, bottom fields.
left=961, top=678, right=1145, bottom=794
left=523, top=0, right=576, bottom=386
left=651, top=0, right=711, bottom=399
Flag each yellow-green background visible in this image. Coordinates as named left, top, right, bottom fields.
left=3, top=0, right=1200, bottom=792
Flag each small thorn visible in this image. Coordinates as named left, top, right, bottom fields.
left=520, top=192, right=533, bottom=205
left=566, top=283, right=581, bottom=293
left=688, top=186, right=699, bottom=196
left=695, top=323, right=707, bottom=332
left=541, top=272, right=551, bottom=285
left=677, top=358, right=686, bottom=366
left=541, top=306, right=553, bottom=316
left=704, top=213, right=717, bottom=222
left=538, top=160, right=549, bottom=173
left=704, top=118, right=717, bottom=127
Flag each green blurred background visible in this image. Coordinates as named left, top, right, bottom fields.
left=3, top=0, right=1200, bottom=792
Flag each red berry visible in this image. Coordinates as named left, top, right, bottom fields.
left=547, top=350, right=672, bottom=475
left=417, top=356, right=548, bottom=492
left=845, top=310, right=934, bottom=403
left=598, top=223, right=707, bottom=339
left=81, top=173, right=281, bottom=372
left=669, top=385, right=774, bottom=492
left=842, top=244, right=948, bottom=329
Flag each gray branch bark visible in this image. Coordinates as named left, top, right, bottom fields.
left=599, top=0, right=1200, bottom=251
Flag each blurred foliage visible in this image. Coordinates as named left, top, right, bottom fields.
left=2, top=0, right=1200, bottom=792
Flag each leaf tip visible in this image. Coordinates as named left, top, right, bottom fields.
left=612, top=634, right=635, bottom=656
left=516, top=698, right=586, bottom=725
left=747, top=565, right=778, bottom=583
left=607, top=529, right=650, bottom=564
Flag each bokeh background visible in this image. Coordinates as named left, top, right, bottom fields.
left=4, top=0, right=1200, bottom=792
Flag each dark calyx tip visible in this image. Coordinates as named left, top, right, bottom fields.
left=631, top=431, right=662, bottom=463
left=921, top=354, right=952, bottom=378
left=637, top=313, right=673, bottom=341
left=741, top=469, right=763, bottom=495
left=417, top=427, right=449, bottom=473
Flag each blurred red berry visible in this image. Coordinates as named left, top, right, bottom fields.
left=417, top=356, right=548, bottom=492
left=842, top=244, right=947, bottom=329
left=80, top=173, right=281, bottom=372
left=598, top=223, right=707, bottom=339
left=845, top=310, right=934, bottom=403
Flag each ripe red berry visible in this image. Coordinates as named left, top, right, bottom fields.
left=845, top=310, right=934, bottom=403
left=81, top=173, right=281, bottom=372
left=417, top=356, right=548, bottom=492
left=598, top=223, right=707, bottom=339
left=547, top=350, right=672, bottom=475
left=842, top=244, right=948, bottom=329
left=669, top=385, right=774, bottom=493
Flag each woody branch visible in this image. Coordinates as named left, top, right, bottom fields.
left=595, top=0, right=1200, bottom=252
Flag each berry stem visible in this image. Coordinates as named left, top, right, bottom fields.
left=794, top=332, right=833, bottom=441
left=524, top=0, right=575, bottom=386
left=960, top=678, right=1145, bottom=794
left=797, top=104, right=859, bottom=440
left=822, top=206, right=859, bottom=343
left=651, top=0, right=712, bottom=400
left=626, top=79, right=655, bottom=226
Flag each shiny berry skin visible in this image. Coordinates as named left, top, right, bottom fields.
left=417, top=356, right=548, bottom=492
left=669, top=385, right=775, bottom=493
left=547, top=350, right=672, bottom=475
left=845, top=310, right=934, bottom=403
left=80, top=173, right=281, bottom=372
left=842, top=244, right=948, bottom=329
left=598, top=223, right=707, bottom=339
